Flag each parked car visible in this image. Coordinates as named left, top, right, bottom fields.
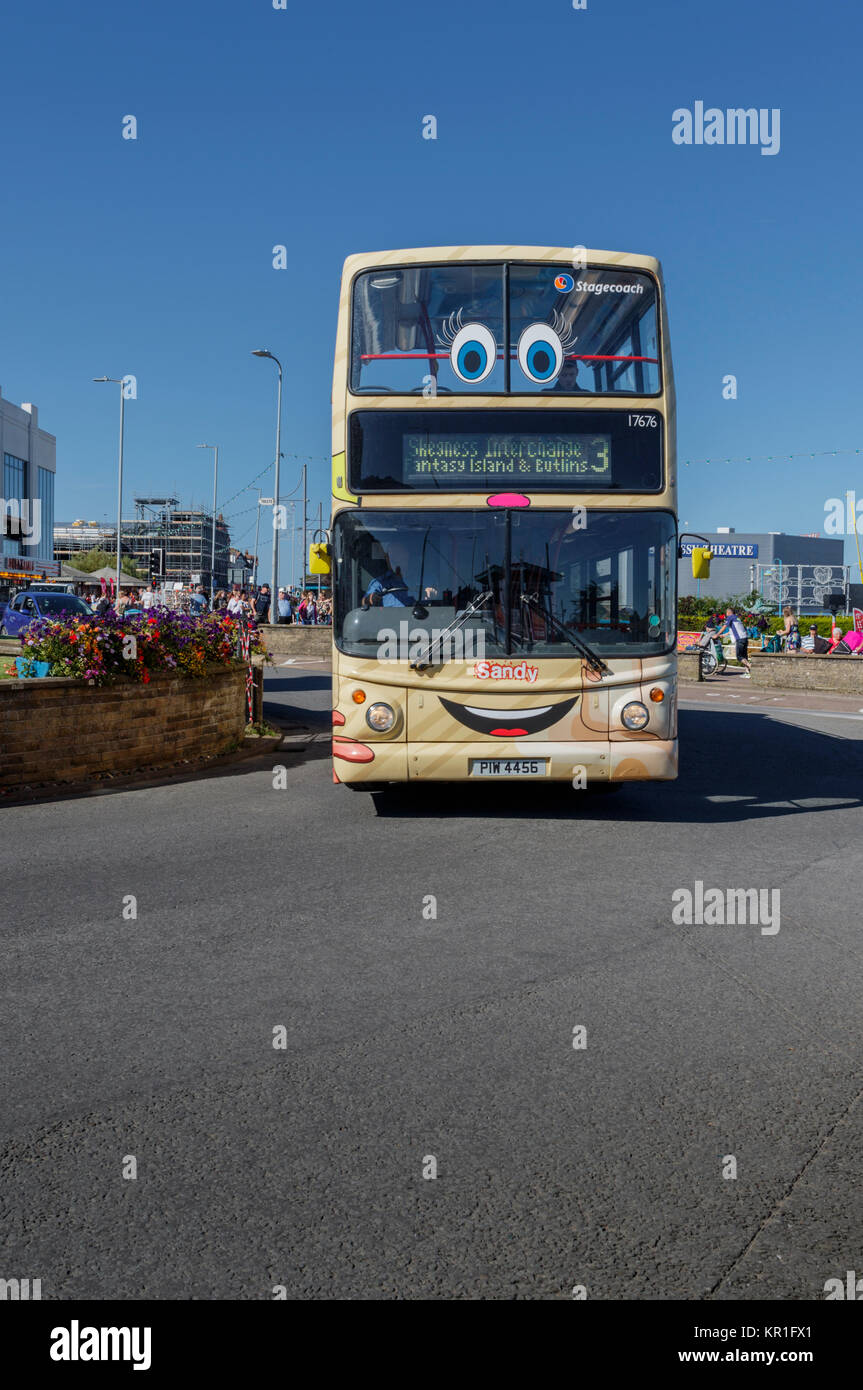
left=0, top=589, right=92, bottom=637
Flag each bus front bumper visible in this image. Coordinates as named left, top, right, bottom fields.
left=333, top=738, right=678, bottom=784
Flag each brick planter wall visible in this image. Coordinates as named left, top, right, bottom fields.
left=749, top=652, right=863, bottom=694
left=259, top=625, right=332, bottom=657
left=0, top=665, right=247, bottom=788
left=678, top=652, right=701, bottom=682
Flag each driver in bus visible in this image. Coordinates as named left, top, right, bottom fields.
left=543, top=357, right=586, bottom=393
left=363, top=543, right=418, bottom=607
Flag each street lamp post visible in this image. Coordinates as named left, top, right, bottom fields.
left=302, top=463, right=307, bottom=597
left=92, top=377, right=126, bottom=607
left=197, top=444, right=219, bottom=604
left=251, top=487, right=263, bottom=588
left=251, top=349, right=283, bottom=621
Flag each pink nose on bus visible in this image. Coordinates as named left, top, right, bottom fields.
left=486, top=492, right=530, bottom=508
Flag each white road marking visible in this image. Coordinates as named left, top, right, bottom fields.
left=683, top=700, right=863, bottom=722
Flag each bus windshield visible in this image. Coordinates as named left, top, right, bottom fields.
left=350, top=263, right=660, bottom=396
left=333, top=509, right=675, bottom=658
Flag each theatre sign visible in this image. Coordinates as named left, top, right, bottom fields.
left=679, top=541, right=759, bottom=559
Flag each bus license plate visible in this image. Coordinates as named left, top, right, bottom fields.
left=470, top=758, right=547, bottom=777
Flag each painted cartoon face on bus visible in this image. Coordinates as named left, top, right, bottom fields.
left=437, top=310, right=578, bottom=385
left=439, top=695, right=578, bottom=738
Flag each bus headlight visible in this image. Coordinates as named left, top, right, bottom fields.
left=621, top=701, right=649, bottom=731
left=366, top=702, right=396, bottom=732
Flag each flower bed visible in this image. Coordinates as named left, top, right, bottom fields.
left=6, top=608, right=263, bottom=685
left=1, top=665, right=250, bottom=789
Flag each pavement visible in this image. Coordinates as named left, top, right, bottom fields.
left=1, top=662, right=861, bottom=1300
left=683, top=670, right=863, bottom=719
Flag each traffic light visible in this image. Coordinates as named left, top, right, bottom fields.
left=149, top=549, right=163, bottom=581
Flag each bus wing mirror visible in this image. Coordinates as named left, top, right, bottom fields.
left=691, top=547, right=711, bottom=579
left=309, top=542, right=331, bottom=576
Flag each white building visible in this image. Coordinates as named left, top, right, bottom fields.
left=0, top=385, right=58, bottom=590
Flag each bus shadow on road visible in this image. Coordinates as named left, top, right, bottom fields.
left=369, top=709, right=863, bottom=824
left=264, top=675, right=331, bottom=693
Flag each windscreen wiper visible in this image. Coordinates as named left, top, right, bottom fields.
left=409, top=591, right=493, bottom=671
left=520, top=592, right=611, bottom=678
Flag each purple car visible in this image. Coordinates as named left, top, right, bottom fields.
left=0, top=589, right=93, bottom=636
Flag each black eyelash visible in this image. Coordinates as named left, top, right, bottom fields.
left=550, top=310, right=577, bottom=352
left=437, top=308, right=466, bottom=346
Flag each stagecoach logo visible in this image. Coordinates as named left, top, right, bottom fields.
left=575, top=281, right=644, bottom=295
left=473, top=661, right=539, bottom=683
left=554, top=273, right=574, bottom=292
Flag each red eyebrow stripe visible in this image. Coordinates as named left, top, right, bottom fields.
left=361, top=352, right=483, bottom=359
left=565, top=353, right=658, bottom=362
left=360, top=351, right=658, bottom=362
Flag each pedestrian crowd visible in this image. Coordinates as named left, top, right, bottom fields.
left=76, top=580, right=332, bottom=626
left=220, top=585, right=332, bottom=625
left=698, top=605, right=863, bottom=675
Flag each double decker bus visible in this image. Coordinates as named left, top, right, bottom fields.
left=320, top=245, right=686, bottom=790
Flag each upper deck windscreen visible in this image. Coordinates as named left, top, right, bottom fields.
left=349, top=262, right=661, bottom=396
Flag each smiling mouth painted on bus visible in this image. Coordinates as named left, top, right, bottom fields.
left=438, top=696, right=579, bottom=738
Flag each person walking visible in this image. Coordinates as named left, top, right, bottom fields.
left=227, top=585, right=245, bottom=618
left=253, top=584, right=271, bottom=625
left=189, top=584, right=208, bottom=614
left=276, top=588, right=292, bottom=624
left=718, top=607, right=752, bottom=677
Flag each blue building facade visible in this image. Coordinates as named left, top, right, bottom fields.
left=0, top=386, right=58, bottom=592
left=678, top=530, right=847, bottom=613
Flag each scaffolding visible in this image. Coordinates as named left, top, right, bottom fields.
left=54, top=502, right=232, bottom=589
left=125, top=499, right=230, bottom=589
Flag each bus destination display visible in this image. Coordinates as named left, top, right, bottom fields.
left=403, top=433, right=611, bottom=484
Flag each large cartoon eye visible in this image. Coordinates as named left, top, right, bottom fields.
left=449, top=323, right=497, bottom=383
left=517, top=322, right=565, bottom=383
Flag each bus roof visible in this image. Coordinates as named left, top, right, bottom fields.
left=341, top=246, right=663, bottom=279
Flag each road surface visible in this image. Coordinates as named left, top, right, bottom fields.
left=1, top=666, right=861, bottom=1299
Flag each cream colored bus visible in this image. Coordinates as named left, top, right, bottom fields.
left=319, top=245, right=687, bottom=790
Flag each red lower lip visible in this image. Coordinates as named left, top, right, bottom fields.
left=491, top=727, right=527, bottom=736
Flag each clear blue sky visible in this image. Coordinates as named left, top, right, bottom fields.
left=2, top=0, right=861, bottom=573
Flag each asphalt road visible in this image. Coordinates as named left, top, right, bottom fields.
left=2, top=667, right=862, bottom=1300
